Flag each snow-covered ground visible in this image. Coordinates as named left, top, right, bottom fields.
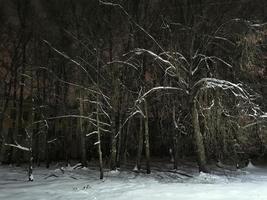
left=1, top=163, right=267, bottom=200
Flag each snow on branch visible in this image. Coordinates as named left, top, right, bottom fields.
left=192, top=54, right=232, bottom=76
left=193, top=78, right=263, bottom=118
left=5, top=142, right=30, bottom=152
left=114, top=109, right=144, bottom=140
left=99, top=1, right=192, bottom=76
left=129, top=48, right=190, bottom=75
left=242, top=113, right=267, bottom=129
left=47, top=138, right=57, bottom=144
left=213, top=36, right=235, bottom=46
left=134, top=48, right=174, bottom=65
left=105, top=60, right=138, bottom=71
left=86, top=131, right=98, bottom=137
left=193, top=78, right=250, bottom=100
left=210, top=56, right=232, bottom=69
left=159, top=51, right=189, bottom=69
left=140, top=86, right=185, bottom=101
left=202, top=99, right=215, bottom=111
left=122, top=110, right=143, bottom=127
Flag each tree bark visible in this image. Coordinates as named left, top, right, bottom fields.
left=28, top=66, right=34, bottom=181
left=136, top=115, right=143, bottom=171
left=191, top=98, right=208, bottom=173
left=173, top=133, right=179, bottom=170
left=110, top=113, right=117, bottom=170
left=116, top=117, right=122, bottom=167
left=144, top=99, right=150, bottom=174
left=122, top=119, right=130, bottom=165
left=79, top=90, right=87, bottom=167
left=96, top=48, right=103, bottom=179
left=97, top=95, right=104, bottom=179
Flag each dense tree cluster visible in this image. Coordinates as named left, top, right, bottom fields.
left=0, top=0, right=266, bottom=179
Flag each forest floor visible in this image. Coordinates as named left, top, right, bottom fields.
left=1, top=161, right=267, bottom=200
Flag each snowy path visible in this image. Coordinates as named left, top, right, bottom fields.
left=0, top=164, right=267, bottom=200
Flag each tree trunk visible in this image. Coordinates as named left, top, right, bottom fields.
left=96, top=48, right=104, bottom=179
left=41, top=69, right=49, bottom=169
left=191, top=98, right=208, bottom=173
left=45, top=126, right=53, bottom=168
left=10, top=62, right=18, bottom=164
left=172, top=105, right=179, bottom=169
left=97, top=95, right=104, bottom=179
left=28, top=67, right=34, bottom=182
left=136, top=116, right=143, bottom=171
left=0, top=82, right=11, bottom=162
left=173, top=133, right=179, bottom=170
left=122, top=119, right=130, bottom=165
left=110, top=113, right=117, bottom=170
left=144, top=99, right=150, bottom=174
left=79, top=90, right=87, bottom=167
left=116, top=117, right=122, bottom=167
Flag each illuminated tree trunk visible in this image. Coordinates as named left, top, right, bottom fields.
left=96, top=48, right=103, bottom=179
left=97, top=94, right=104, bottom=179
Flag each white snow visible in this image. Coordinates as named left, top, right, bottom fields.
left=29, top=174, right=34, bottom=181
left=260, top=113, right=267, bottom=118
left=1, top=163, right=267, bottom=200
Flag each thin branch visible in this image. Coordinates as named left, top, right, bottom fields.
left=5, top=142, right=30, bottom=151
left=99, top=0, right=165, bottom=52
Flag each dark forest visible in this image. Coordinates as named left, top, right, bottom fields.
left=0, top=0, right=266, bottom=182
